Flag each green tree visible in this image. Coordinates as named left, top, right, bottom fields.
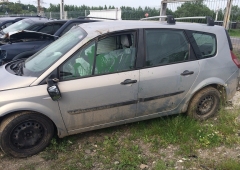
left=174, top=1, right=214, bottom=18
left=231, top=5, right=240, bottom=21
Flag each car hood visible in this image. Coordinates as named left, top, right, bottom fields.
left=6, top=30, right=58, bottom=40
left=0, top=64, right=37, bottom=91
left=0, top=30, right=57, bottom=42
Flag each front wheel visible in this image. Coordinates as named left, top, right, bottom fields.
left=187, top=87, right=221, bottom=121
left=0, top=112, right=54, bottom=158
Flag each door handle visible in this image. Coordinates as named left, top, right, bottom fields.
left=181, top=70, right=194, bottom=76
left=121, top=79, right=137, bottom=85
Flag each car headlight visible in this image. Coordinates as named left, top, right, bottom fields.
left=0, top=49, right=7, bottom=59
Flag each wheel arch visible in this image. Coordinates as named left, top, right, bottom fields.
left=181, top=82, right=226, bottom=113
left=0, top=110, right=57, bottom=133
left=0, top=102, right=68, bottom=138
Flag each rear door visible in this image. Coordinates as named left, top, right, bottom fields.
left=137, top=29, right=200, bottom=116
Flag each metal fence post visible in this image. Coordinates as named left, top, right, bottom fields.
left=116, top=8, right=118, bottom=20
left=160, top=0, right=167, bottom=21
left=223, top=0, right=233, bottom=30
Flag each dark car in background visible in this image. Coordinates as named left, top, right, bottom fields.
left=0, top=18, right=100, bottom=65
left=0, top=17, right=25, bottom=30
left=0, top=15, right=46, bottom=30
left=0, top=17, right=50, bottom=39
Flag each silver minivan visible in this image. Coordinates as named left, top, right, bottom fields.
left=0, top=17, right=239, bottom=157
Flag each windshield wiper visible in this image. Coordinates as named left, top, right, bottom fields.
left=11, top=60, right=24, bottom=76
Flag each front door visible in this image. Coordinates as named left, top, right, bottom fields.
left=57, top=32, right=139, bottom=132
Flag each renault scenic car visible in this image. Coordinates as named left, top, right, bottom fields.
left=0, top=16, right=239, bottom=157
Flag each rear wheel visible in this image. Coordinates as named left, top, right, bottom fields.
left=0, top=112, right=54, bottom=158
left=187, top=87, right=221, bottom=121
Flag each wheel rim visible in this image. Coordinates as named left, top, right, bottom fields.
left=197, top=95, right=215, bottom=115
left=11, top=120, right=45, bottom=149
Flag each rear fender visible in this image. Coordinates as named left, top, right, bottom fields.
left=180, top=77, right=226, bottom=113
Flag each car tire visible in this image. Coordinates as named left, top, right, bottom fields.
left=0, top=112, right=54, bottom=158
left=187, top=87, right=221, bottom=121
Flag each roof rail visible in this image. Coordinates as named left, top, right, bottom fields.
left=8, top=15, right=47, bottom=18
left=140, top=15, right=175, bottom=24
left=77, top=16, right=116, bottom=20
left=175, top=16, right=215, bottom=26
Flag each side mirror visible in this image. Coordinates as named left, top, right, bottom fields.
left=47, top=78, right=61, bottom=101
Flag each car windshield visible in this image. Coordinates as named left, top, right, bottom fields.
left=2, top=19, right=33, bottom=33
left=22, top=26, right=87, bottom=77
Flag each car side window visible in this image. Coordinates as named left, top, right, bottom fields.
left=94, top=34, right=136, bottom=75
left=192, top=32, right=216, bottom=59
left=145, top=29, right=190, bottom=67
left=28, top=24, right=43, bottom=31
left=38, top=25, right=54, bottom=34
left=59, top=41, right=95, bottom=80
left=59, top=33, right=136, bottom=81
left=53, top=24, right=62, bottom=34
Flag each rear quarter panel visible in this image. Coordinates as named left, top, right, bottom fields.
left=180, top=27, right=239, bottom=112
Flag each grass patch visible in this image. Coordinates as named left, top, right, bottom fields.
left=41, top=136, right=76, bottom=160
left=19, top=163, right=38, bottom=170
left=130, top=109, right=240, bottom=156
left=228, top=29, right=240, bottom=37
left=216, top=158, right=240, bottom=170
left=195, top=158, right=240, bottom=170
left=153, top=160, right=168, bottom=170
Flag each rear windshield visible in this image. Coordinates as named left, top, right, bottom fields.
left=192, top=32, right=217, bottom=59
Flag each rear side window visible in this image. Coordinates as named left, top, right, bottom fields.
left=192, top=32, right=216, bottom=59
left=145, top=29, right=190, bottom=67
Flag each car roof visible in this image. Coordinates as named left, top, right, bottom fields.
left=0, top=16, right=47, bottom=22
left=21, top=17, right=50, bottom=23
left=0, top=17, right=22, bottom=22
left=80, top=20, right=224, bottom=38
left=45, top=20, right=67, bottom=24
left=45, top=18, right=101, bottom=24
